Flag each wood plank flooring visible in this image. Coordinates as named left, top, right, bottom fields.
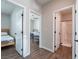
left=1, top=39, right=72, bottom=59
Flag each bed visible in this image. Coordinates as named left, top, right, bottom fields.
left=1, top=29, right=15, bottom=47
left=30, top=31, right=40, bottom=41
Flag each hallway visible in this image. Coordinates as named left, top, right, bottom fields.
left=1, top=39, right=72, bottom=59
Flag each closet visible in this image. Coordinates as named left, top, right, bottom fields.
left=60, top=9, right=72, bottom=47
left=53, top=7, right=73, bottom=52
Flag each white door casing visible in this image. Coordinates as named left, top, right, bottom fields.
left=53, top=5, right=76, bottom=59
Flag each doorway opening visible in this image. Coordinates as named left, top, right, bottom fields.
left=1, top=0, right=24, bottom=58
left=53, top=6, right=74, bottom=59
left=29, top=10, right=41, bottom=54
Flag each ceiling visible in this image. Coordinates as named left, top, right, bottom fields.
left=1, top=0, right=19, bottom=15
left=1, top=0, right=53, bottom=15
left=36, top=0, right=52, bottom=5
left=60, top=7, right=72, bottom=15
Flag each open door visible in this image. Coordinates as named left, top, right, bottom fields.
left=75, top=0, right=78, bottom=58
left=54, top=12, right=61, bottom=51
left=15, top=9, right=23, bottom=56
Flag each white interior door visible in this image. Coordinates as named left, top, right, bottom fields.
left=15, top=9, right=23, bottom=56
left=54, top=12, right=61, bottom=51
left=75, top=0, right=78, bottom=58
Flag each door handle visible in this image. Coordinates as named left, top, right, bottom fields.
left=15, top=33, right=17, bottom=35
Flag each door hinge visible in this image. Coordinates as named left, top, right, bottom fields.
left=75, top=54, right=76, bottom=57
left=21, top=31, right=23, bottom=34
left=54, top=45, right=56, bottom=48
left=21, top=49, right=23, bottom=51
left=21, top=13, right=23, bottom=16
left=60, top=43, right=62, bottom=45
left=75, top=40, right=78, bottom=42
left=75, top=10, right=77, bottom=14
left=54, top=17, right=56, bottom=19
left=75, top=32, right=77, bottom=35
left=54, top=31, right=56, bottom=33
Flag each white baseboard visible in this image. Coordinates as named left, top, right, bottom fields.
left=40, top=46, right=54, bottom=53
left=61, top=44, right=72, bottom=47
left=23, top=52, right=30, bottom=58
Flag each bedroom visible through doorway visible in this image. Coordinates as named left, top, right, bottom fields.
left=1, top=0, right=24, bottom=58
left=29, top=10, right=41, bottom=54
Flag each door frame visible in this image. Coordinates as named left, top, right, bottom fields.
left=29, top=9, right=42, bottom=50
left=52, top=5, right=75, bottom=59
left=7, top=0, right=26, bottom=57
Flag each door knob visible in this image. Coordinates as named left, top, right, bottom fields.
left=15, top=33, right=17, bottom=35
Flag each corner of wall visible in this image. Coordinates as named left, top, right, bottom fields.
left=40, top=45, right=54, bottom=53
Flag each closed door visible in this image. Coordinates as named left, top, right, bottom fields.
left=15, top=9, right=23, bottom=56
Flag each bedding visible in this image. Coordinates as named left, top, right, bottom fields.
left=1, top=32, right=8, bottom=36
left=1, top=30, right=15, bottom=47
left=1, top=35, right=14, bottom=42
left=30, top=32, right=40, bottom=40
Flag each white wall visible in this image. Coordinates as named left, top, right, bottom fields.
left=41, top=0, right=74, bottom=52
left=8, top=0, right=41, bottom=57
left=1, top=13, right=11, bottom=29
left=30, top=20, right=34, bottom=32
